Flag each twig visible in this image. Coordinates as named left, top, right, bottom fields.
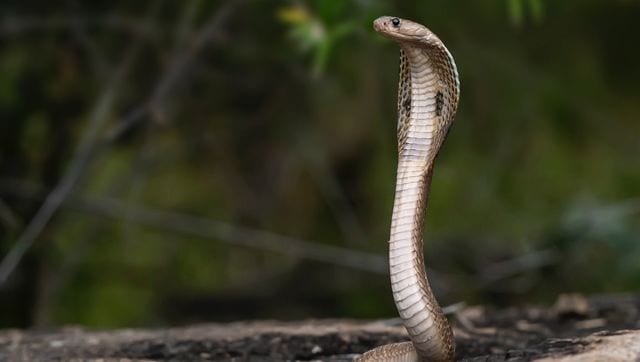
left=442, top=301, right=467, bottom=315
left=476, top=248, right=559, bottom=287
left=0, top=179, right=388, bottom=274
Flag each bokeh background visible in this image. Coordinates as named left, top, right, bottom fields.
left=1, top=0, right=639, bottom=329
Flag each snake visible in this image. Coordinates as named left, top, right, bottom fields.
left=356, top=16, right=460, bottom=362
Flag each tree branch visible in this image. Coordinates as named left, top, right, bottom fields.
left=0, top=179, right=388, bottom=274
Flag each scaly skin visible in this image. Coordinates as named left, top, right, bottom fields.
left=356, top=16, right=460, bottom=362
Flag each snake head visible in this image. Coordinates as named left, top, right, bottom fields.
left=373, top=16, right=435, bottom=44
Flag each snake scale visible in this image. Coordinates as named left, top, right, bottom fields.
left=356, top=16, right=460, bottom=362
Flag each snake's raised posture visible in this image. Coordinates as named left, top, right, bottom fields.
left=357, top=16, right=460, bottom=362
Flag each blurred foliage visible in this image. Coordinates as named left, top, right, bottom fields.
left=0, top=0, right=639, bottom=328
left=507, top=0, right=544, bottom=26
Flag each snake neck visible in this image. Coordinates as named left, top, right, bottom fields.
left=388, top=47, right=455, bottom=361
left=397, top=47, right=458, bottom=161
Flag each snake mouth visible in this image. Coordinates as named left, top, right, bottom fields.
left=372, top=16, right=392, bottom=32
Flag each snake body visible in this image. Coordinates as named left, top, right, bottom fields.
left=357, top=16, right=460, bottom=362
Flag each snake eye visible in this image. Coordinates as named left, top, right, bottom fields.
left=391, top=17, right=401, bottom=27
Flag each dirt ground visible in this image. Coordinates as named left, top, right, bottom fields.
left=1, top=294, right=639, bottom=361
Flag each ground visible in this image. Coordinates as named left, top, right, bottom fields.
left=1, top=294, right=639, bottom=361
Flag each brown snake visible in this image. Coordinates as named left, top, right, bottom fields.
left=356, top=16, right=460, bottom=362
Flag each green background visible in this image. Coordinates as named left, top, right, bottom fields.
left=0, top=0, right=639, bottom=328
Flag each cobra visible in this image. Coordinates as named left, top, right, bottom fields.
left=357, top=16, right=460, bottom=362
